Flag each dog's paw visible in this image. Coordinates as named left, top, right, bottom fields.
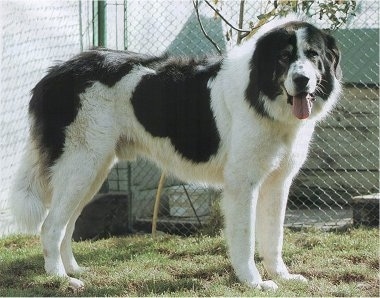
left=257, top=280, right=278, bottom=291
left=68, top=277, right=85, bottom=291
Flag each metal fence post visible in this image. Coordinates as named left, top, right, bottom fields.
left=93, top=0, right=106, bottom=47
left=124, top=0, right=128, bottom=50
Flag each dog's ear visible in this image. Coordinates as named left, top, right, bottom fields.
left=324, top=33, right=342, bottom=80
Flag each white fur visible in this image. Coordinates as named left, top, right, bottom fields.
left=10, top=15, right=340, bottom=291
left=284, top=28, right=319, bottom=96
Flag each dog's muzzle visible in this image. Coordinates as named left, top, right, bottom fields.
left=286, top=74, right=316, bottom=120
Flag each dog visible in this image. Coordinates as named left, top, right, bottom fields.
left=11, top=15, right=341, bottom=290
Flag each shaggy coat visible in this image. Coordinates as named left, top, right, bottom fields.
left=11, top=16, right=341, bottom=290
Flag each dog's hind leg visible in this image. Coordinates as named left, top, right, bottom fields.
left=41, top=150, right=115, bottom=289
left=61, top=154, right=115, bottom=275
left=60, top=207, right=84, bottom=275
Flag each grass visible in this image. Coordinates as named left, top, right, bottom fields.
left=0, top=227, right=378, bottom=296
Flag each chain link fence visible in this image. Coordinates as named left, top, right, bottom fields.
left=0, top=0, right=93, bottom=235
left=105, top=0, right=378, bottom=234
left=1, top=1, right=378, bottom=237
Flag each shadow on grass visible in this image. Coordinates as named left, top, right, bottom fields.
left=0, top=255, right=42, bottom=283
left=73, top=236, right=159, bottom=264
left=0, top=235, right=259, bottom=296
left=0, top=254, right=73, bottom=296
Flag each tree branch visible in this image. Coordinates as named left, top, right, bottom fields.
left=203, top=0, right=251, bottom=34
left=192, top=0, right=222, bottom=54
left=237, top=0, right=245, bottom=45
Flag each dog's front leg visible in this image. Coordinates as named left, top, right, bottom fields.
left=256, top=160, right=308, bottom=283
left=222, top=175, right=278, bottom=291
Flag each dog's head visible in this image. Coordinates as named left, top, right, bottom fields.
left=246, top=19, right=342, bottom=122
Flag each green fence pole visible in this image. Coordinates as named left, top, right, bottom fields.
left=124, top=0, right=128, bottom=50
left=93, top=0, right=106, bottom=47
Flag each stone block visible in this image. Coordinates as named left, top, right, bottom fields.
left=352, top=193, right=379, bottom=227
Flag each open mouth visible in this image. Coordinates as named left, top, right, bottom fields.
left=287, top=92, right=316, bottom=120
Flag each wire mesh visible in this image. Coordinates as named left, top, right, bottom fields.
left=0, top=0, right=93, bottom=235
left=0, top=0, right=378, bottom=237
left=105, top=0, right=379, bottom=234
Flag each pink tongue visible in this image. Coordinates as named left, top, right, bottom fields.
left=292, top=93, right=312, bottom=120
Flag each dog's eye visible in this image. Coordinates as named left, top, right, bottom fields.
left=305, top=50, right=319, bottom=59
left=278, top=51, right=291, bottom=63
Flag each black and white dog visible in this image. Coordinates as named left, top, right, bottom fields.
left=11, top=16, right=341, bottom=290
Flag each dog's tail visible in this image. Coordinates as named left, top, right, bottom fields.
left=9, top=139, right=49, bottom=235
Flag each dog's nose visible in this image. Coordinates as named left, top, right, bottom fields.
left=293, top=75, right=310, bottom=91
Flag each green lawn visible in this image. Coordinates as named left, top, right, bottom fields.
left=0, top=228, right=378, bottom=296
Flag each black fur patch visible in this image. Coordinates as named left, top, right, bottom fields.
left=245, top=22, right=340, bottom=116
left=246, top=26, right=298, bottom=117
left=29, top=49, right=163, bottom=166
left=317, top=31, right=342, bottom=100
left=131, top=57, right=222, bottom=163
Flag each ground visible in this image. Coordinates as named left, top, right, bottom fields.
left=0, top=227, right=378, bottom=296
